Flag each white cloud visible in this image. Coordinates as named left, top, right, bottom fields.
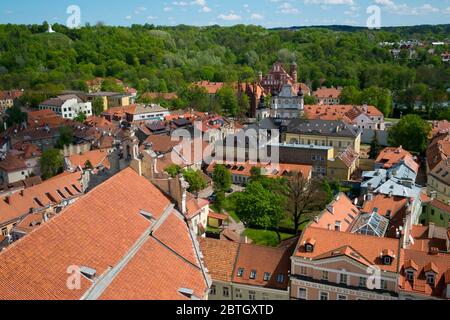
left=374, top=0, right=440, bottom=16
left=250, top=13, right=264, bottom=20
left=304, top=0, right=354, bottom=4
left=218, top=13, right=242, bottom=21
left=278, top=3, right=300, bottom=14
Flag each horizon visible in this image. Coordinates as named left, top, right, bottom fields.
left=0, top=0, right=449, bottom=29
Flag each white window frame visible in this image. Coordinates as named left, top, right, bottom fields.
left=319, top=291, right=329, bottom=301
left=298, top=288, right=308, bottom=300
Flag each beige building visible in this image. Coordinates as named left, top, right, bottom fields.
left=290, top=193, right=402, bottom=300
left=284, top=119, right=361, bottom=155
left=426, top=133, right=450, bottom=204
left=327, top=146, right=359, bottom=181
left=199, top=237, right=296, bottom=301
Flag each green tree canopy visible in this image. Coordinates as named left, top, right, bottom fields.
left=388, top=114, right=432, bottom=153
left=40, top=149, right=64, bottom=180
left=5, top=105, right=27, bottom=127
left=183, top=169, right=207, bottom=194
left=92, top=97, right=105, bottom=116
left=235, top=181, right=286, bottom=234
left=212, top=164, right=232, bottom=193
left=56, top=126, right=74, bottom=149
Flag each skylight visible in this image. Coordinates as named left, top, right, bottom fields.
left=351, top=212, right=389, bottom=237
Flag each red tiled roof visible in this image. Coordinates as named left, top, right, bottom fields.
left=399, top=249, right=450, bottom=298
left=198, top=237, right=239, bottom=282
left=0, top=168, right=208, bottom=300
left=0, top=171, right=82, bottom=227
left=67, top=150, right=111, bottom=170
left=313, top=87, right=342, bottom=99
left=296, top=226, right=401, bottom=273
left=232, top=242, right=296, bottom=290
left=311, top=193, right=360, bottom=232
left=376, top=146, right=418, bottom=173
left=0, top=153, right=27, bottom=172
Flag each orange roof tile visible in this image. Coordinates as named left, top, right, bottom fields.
left=296, top=226, right=401, bottom=273
left=199, top=237, right=239, bottom=282
left=0, top=168, right=207, bottom=300
left=67, top=150, right=111, bottom=170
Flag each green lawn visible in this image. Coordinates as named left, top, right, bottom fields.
left=243, top=228, right=295, bottom=247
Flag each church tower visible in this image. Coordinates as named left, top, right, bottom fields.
left=290, top=62, right=298, bottom=84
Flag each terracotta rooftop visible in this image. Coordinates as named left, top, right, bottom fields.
left=376, top=146, right=418, bottom=173
left=311, top=193, right=360, bottom=232
left=313, top=87, right=342, bottom=99
left=0, top=168, right=208, bottom=300
left=66, top=150, right=111, bottom=170
left=199, top=237, right=295, bottom=291
left=296, top=226, right=401, bottom=273
left=0, top=153, right=27, bottom=172
left=399, top=248, right=450, bottom=299
left=0, top=171, right=82, bottom=227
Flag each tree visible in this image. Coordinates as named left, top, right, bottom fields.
left=56, top=126, right=74, bottom=149
left=212, top=164, right=232, bottom=193
left=388, top=114, right=432, bottom=153
left=165, top=164, right=182, bottom=178
left=369, top=132, right=382, bottom=159
left=235, top=181, right=286, bottom=241
left=284, top=175, right=328, bottom=233
left=73, top=112, right=87, bottom=123
left=216, top=86, right=238, bottom=116
left=40, top=149, right=64, bottom=180
left=183, top=169, right=207, bottom=193
left=5, top=105, right=27, bottom=127
left=303, top=95, right=316, bottom=105
left=92, top=97, right=105, bottom=115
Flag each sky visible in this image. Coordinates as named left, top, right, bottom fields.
left=0, top=0, right=449, bottom=28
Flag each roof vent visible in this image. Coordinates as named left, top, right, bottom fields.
left=178, top=288, right=195, bottom=299
left=80, top=266, right=97, bottom=280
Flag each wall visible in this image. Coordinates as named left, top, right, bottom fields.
left=361, top=129, right=389, bottom=146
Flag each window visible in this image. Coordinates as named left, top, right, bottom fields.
left=235, top=289, right=242, bottom=299
left=237, top=268, right=244, bottom=277
left=1, top=228, right=7, bottom=236
left=249, top=291, right=256, bottom=300
left=427, top=274, right=435, bottom=286
left=298, top=288, right=307, bottom=300
left=305, top=244, right=313, bottom=252
left=406, top=271, right=414, bottom=281
left=210, top=285, right=216, bottom=295
left=300, top=266, right=307, bottom=276
left=337, top=294, right=347, bottom=300
left=359, top=277, right=367, bottom=288
left=223, top=287, right=230, bottom=297
left=262, top=293, right=269, bottom=300
left=339, top=273, right=348, bottom=285
left=319, top=291, right=329, bottom=300
left=276, top=274, right=284, bottom=283
left=322, top=271, right=329, bottom=281
left=381, top=279, right=388, bottom=290
left=383, top=256, right=392, bottom=265
left=335, top=221, right=341, bottom=231
left=250, top=270, right=257, bottom=279
left=263, top=272, right=271, bottom=281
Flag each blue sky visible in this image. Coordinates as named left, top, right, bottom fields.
left=0, top=0, right=449, bottom=28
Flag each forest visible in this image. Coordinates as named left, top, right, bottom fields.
left=0, top=22, right=449, bottom=118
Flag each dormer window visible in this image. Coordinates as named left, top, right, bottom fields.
left=237, top=268, right=244, bottom=277
left=304, top=238, right=316, bottom=252
left=383, top=256, right=392, bottom=265
left=406, top=270, right=415, bottom=281
left=382, top=249, right=395, bottom=266
left=426, top=274, right=436, bottom=286
left=250, top=270, right=257, bottom=279
left=263, top=272, right=271, bottom=281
